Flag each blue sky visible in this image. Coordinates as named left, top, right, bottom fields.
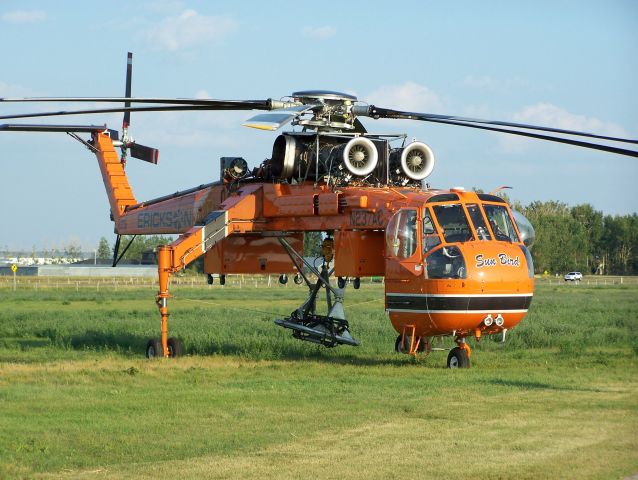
left=1, top=0, right=637, bottom=251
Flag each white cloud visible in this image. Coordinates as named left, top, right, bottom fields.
left=365, top=82, right=443, bottom=112
left=1, top=10, right=46, bottom=23
left=303, top=25, right=336, bottom=39
left=145, top=10, right=237, bottom=52
left=194, top=90, right=212, bottom=100
left=462, top=75, right=554, bottom=94
left=498, top=103, right=629, bottom=153
left=514, top=103, right=628, bottom=136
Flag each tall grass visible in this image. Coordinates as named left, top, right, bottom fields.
left=1, top=283, right=636, bottom=360
left=0, top=282, right=636, bottom=478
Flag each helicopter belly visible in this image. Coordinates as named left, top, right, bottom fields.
left=387, top=290, right=532, bottom=336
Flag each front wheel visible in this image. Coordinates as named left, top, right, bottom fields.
left=447, top=347, right=470, bottom=368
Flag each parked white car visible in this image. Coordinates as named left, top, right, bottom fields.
left=564, top=272, right=583, bottom=282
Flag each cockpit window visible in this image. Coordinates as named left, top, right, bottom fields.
left=466, top=204, right=491, bottom=241
left=483, top=204, right=520, bottom=242
left=422, top=208, right=441, bottom=253
left=432, top=204, right=473, bottom=243
left=385, top=209, right=418, bottom=259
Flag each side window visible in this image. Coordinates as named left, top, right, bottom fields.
left=385, top=209, right=418, bottom=259
left=423, top=208, right=441, bottom=253
left=466, top=204, right=492, bottom=241
left=432, top=204, right=473, bottom=243
left=484, top=204, right=520, bottom=242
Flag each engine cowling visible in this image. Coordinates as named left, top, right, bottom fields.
left=268, top=134, right=380, bottom=181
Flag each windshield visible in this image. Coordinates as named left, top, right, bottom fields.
left=466, top=204, right=491, bottom=240
left=432, top=204, right=473, bottom=243
left=422, top=208, right=442, bottom=253
left=483, top=204, right=520, bottom=242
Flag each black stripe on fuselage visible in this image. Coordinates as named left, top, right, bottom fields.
left=386, top=294, right=532, bottom=311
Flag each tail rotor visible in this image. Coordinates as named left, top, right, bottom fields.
left=118, top=52, right=159, bottom=166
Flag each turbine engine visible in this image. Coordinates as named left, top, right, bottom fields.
left=268, top=133, right=381, bottom=184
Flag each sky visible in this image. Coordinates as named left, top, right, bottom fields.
left=1, top=0, right=637, bottom=251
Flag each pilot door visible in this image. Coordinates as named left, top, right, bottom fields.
left=384, top=208, right=423, bottom=290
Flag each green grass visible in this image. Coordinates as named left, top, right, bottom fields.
left=0, top=282, right=637, bottom=478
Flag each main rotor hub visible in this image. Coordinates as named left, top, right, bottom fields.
left=291, top=90, right=358, bottom=103
left=291, top=90, right=359, bottom=131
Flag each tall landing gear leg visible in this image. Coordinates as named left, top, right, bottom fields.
left=146, top=246, right=171, bottom=358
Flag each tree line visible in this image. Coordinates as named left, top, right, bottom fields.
left=515, top=201, right=637, bottom=275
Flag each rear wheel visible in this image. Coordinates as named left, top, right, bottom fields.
left=167, top=337, right=184, bottom=357
left=145, top=338, right=163, bottom=358
left=395, top=334, right=425, bottom=354
left=447, top=347, right=470, bottom=368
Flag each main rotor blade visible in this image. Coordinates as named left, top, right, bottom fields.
left=429, top=117, right=638, bottom=157
left=0, top=96, right=280, bottom=107
left=0, top=102, right=274, bottom=121
left=0, top=123, right=106, bottom=132
left=363, top=106, right=638, bottom=145
left=362, top=106, right=638, bottom=157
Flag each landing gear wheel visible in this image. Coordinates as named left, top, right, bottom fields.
left=145, top=338, right=163, bottom=358
left=337, top=277, right=346, bottom=288
left=294, top=273, right=303, bottom=285
left=447, top=347, right=470, bottom=368
left=167, top=337, right=184, bottom=357
left=353, top=277, right=361, bottom=289
left=219, top=274, right=226, bottom=286
left=279, top=274, right=288, bottom=285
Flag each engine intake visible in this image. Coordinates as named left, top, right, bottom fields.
left=390, top=141, right=435, bottom=181
left=341, top=137, right=378, bottom=176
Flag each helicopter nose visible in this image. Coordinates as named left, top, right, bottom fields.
left=459, top=242, right=534, bottom=330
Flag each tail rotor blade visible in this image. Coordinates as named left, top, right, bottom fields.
left=129, top=142, right=159, bottom=164
left=123, top=52, right=132, bottom=129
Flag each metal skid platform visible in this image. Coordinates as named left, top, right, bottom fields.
left=275, top=316, right=359, bottom=347
left=274, top=237, right=360, bottom=348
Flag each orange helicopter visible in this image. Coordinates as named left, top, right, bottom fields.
left=2, top=53, right=637, bottom=367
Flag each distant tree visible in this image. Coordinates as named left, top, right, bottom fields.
left=115, top=235, right=174, bottom=263
left=64, top=242, right=83, bottom=261
left=570, top=204, right=604, bottom=274
left=602, top=214, right=638, bottom=275
left=304, top=232, right=323, bottom=258
left=522, top=201, right=587, bottom=274
left=97, top=237, right=111, bottom=259
left=50, top=247, right=62, bottom=264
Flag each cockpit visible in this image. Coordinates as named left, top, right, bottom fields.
left=385, top=192, right=534, bottom=280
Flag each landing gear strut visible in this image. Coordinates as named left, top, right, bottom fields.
left=274, top=237, right=359, bottom=348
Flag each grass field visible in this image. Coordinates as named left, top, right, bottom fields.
left=0, top=281, right=637, bottom=479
